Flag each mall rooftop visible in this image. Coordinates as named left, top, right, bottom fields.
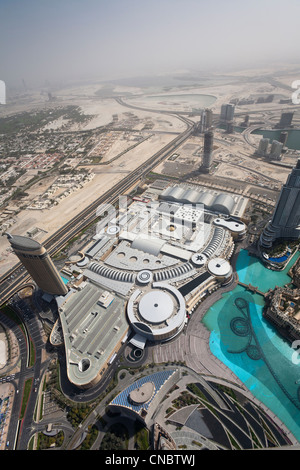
left=52, top=181, right=248, bottom=388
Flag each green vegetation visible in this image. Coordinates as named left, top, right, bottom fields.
left=134, top=421, right=149, bottom=450
left=186, top=383, right=207, bottom=401
left=228, top=432, right=241, bottom=450
left=172, top=390, right=199, bottom=409
left=78, top=425, right=99, bottom=450
left=0, top=106, right=93, bottom=135
left=266, top=239, right=299, bottom=257
left=20, top=378, right=33, bottom=419
left=67, top=404, right=91, bottom=428
left=214, top=383, right=237, bottom=400
left=192, top=440, right=203, bottom=448
left=36, top=430, right=64, bottom=450
left=99, top=422, right=129, bottom=450
left=0, top=304, right=23, bottom=327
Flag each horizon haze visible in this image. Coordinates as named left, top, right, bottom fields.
left=1, top=0, right=300, bottom=90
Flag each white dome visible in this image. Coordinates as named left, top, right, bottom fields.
left=208, top=258, right=232, bottom=277
left=139, top=291, right=174, bottom=324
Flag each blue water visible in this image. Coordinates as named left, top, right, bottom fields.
left=269, top=252, right=290, bottom=263
left=235, top=249, right=299, bottom=292
left=203, top=249, right=300, bottom=441
left=61, top=276, right=69, bottom=284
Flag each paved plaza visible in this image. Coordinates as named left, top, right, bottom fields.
left=151, top=277, right=245, bottom=387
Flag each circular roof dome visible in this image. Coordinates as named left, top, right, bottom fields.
left=106, top=225, right=120, bottom=236
left=208, top=258, right=232, bottom=277
left=137, top=270, right=153, bottom=285
left=191, top=253, right=207, bottom=266
left=139, top=290, right=174, bottom=324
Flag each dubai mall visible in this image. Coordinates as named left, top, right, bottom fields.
left=50, top=181, right=248, bottom=388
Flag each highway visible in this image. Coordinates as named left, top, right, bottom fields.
left=1, top=95, right=296, bottom=449
left=0, top=112, right=194, bottom=449
left=0, top=291, right=46, bottom=450
left=0, top=114, right=195, bottom=306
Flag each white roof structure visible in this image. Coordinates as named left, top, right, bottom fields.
left=127, top=282, right=186, bottom=342
left=191, top=253, right=207, bottom=266
left=214, top=217, right=246, bottom=234
left=160, top=184, right=248, bottom=218
left=139, top=290, right=174, bottom=324
left=207, top=258, right=232, bottom=278
left=130, top=334, right=147, bottom=350
left=160, top=186, right=235, bottom=215
left=132, top=234, right=166, bottom=256
left=53, top=181, right=247, bottom=388
left=136, top=270, right=153, bottom=285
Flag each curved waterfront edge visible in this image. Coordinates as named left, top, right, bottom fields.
left=201, top=245, right=300, bottom=443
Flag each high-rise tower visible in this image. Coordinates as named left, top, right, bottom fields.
left=269, top=140, right=283, bottom=161
left=7, top=234, right=68, bottom=296
left=279, top=131, right=288, bottom=146
left=275, top=112, right=294, bottom=129
left=260, top=159, right=300, bottom=248
left=200, top=130, right=214, bottom=173
left=257, top=138, right=270, bottom=157
left=220, top=104, right=235, bottom=123
left=199, top=108, right=213, bottom=133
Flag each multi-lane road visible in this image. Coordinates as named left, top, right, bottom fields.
left=0, top=114, right=195, bottom=307
left=0, top=110, right=195, bottom=450
left=1, top=94, right=296, bottom=449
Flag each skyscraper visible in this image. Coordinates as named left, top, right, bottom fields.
left=260, top=159, right=300, bottom=248
left=201, top=130, right=214, bottom=173
left=199, top=108, right=213, bottom=133
left=269, top=140, right=283, bottom=161
left=220, top=104, right=235, bottom=123
left=279, top=131, right=288, bottom=146
left=275, top=112, right=294, bottom=129
left=7, top=234, right=68, bottom=296
left=257, top=138, right=269, bottom=157
left=205, top=108, right=213, bottom=129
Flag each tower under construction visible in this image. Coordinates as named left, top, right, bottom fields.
left=200, top=130, right=214, bottom=173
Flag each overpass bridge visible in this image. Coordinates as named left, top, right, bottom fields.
left=237, top=281, right=266, bottom=297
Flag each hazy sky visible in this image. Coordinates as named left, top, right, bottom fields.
left=1, top=0, right=300, bottom=87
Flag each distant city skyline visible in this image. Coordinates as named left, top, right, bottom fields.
left=1, top=0, right=300, bottom=88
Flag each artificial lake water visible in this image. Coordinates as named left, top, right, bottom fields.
left=202, top=249, right=300, bottom=441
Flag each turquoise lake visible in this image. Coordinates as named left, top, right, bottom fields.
left=202, top=249, right=300, bottom=441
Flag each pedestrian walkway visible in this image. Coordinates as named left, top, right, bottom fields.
left=237, top=281, right=265, bottom=297
left=150, top=278, right=246, bottom=389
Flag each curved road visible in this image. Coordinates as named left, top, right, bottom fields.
left=1, top=103, right=195, bottom=449
left=0, top=114, right=195, bottom=307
